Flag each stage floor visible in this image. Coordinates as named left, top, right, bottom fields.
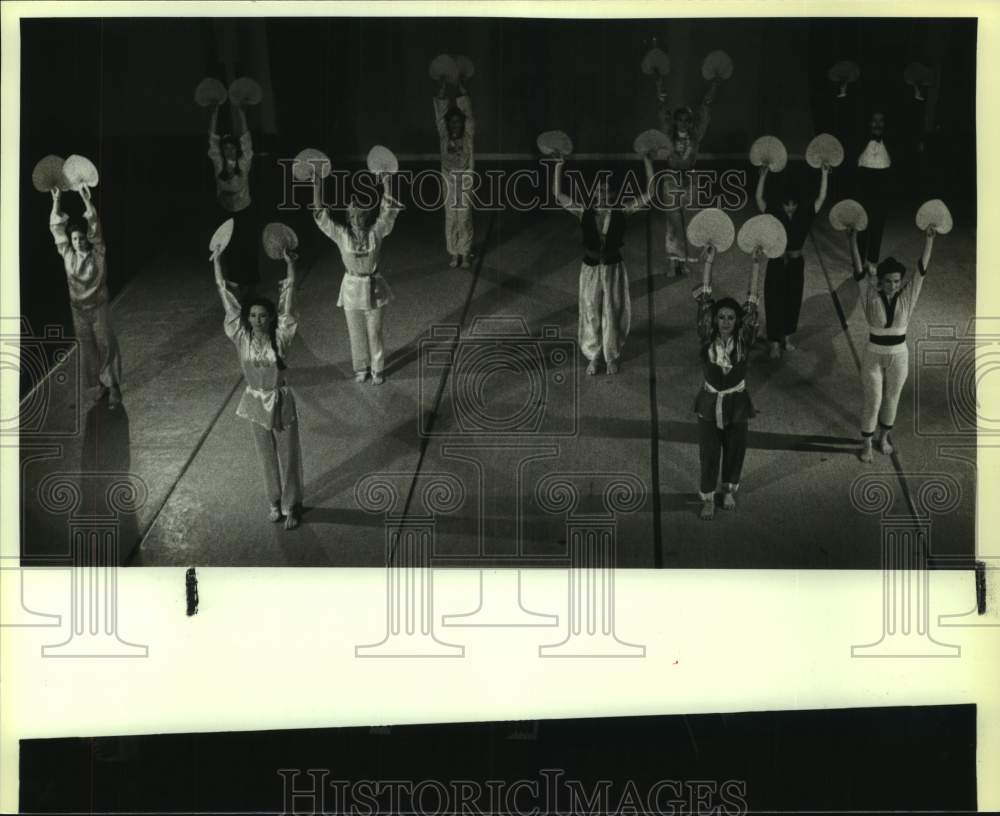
left=18, top=198, right=978, bottom=568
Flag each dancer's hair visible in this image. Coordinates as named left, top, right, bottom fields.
left=876, top=257, right=906, bottom=280
left=240, top=296, right=285, bottom=370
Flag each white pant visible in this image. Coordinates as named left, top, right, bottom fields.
left=344, top=307, right=385, bottom=374
left=443, top=172, right=473, bottom=256
left=70, top=302, right=122, bottom=397
left=578, top=262, right=631, bottom=363
left=251, top=420, right=303, bottom=514
left=860, top=344, right=909, bottom=434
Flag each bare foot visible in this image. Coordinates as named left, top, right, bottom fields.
left=449, top=255, right=459, bottom=268
left=284, top=509, right=300, bottom=530
left=354, top=371, right=368, bottom=383
left=371, top=373, right=385, bottom=386
left=606, top=360, right=620, bottom=375
left=268, top=504, right=282, bottom=523
left=878, top=434, right=894, bottom=455
left=722, top=492, right=736, bottom=510
left=108, top=386, right=122, bottom=409
left=858, top=442, right=874, bottom=463
left=699, top=498, right=715, bottom=520
left=769, top=342, right=782, bottom=359
left=586, top=359, right=600, bottom=376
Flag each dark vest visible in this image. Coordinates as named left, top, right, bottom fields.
left=581, top=208, right=626, bottom=266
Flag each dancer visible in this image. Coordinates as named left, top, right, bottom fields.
left=49, top=185, right=123, bottom=408
left=433, top=74, right=475, bottom=268
left=848, top=224, right=936, bottom=463
left=693, top=244, right=763, bottom=520
left=553, top=152, right=655, bottom=375
left=755, top=161, right=831, bottom=358
left=208, top=99, right=258, bottom=301
left=653, top=74, right=721, bottom=276
left=312, top=172, right=402, bottom=385
left=212, top=242, right=303, bottom=530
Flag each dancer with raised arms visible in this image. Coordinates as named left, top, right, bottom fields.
left=548, top=134, right=655, bottom=376
left=212, top=240, right=303, bottom=530
left=312, top=169, right=402, bottom=385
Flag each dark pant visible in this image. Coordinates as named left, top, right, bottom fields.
left=856, top=167, right=890, bottom=265
left=764, top=255, right=805, bottom=341
left=699, top=419, right=748, bottom=495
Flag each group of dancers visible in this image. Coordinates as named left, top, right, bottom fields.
left=40, top=50, right=948, bottom=528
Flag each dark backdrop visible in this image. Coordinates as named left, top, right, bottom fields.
left=18, top=16, right=977, bottom=393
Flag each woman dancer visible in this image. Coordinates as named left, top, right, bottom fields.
left=49, top=185, right=123, bottom=408
left=433, top=75, right=475, bottom=268
left=848, top=224, right=936, bottom=463
left=653, top=74, right=721, bottom=276
left=755, top=161, right=830, bottom=358
left=212, top=243, right=303, bottom=530
left=693, top=244, right=763, bottom=520
left=208, top=100, right=258, bottom=301
left=553, top=152, right=655, bottom=375
left=312, top=172, right=402, bottom=385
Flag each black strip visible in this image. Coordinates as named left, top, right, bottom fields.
left=388, top=211, right=497, bottom=566
left=976, top=560, right=987, bottom=614
left=869, top=333, right=906, bottom=346
left=878, top=290, right=900, bottom=328
left=647, top=210, right=664, bottom=568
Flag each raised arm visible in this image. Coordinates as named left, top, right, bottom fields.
left=212, top=247, right=243, bottom=341
left=847, top=226, right=865, bottom=281
left=312, top=178, right=343, bottom=244
left=655, top=75, right=672, bottom=135
left=455, top=81, right=475, bottom=138
left=693, top=79, right=719, bottom=141
left=740, top=248, right=764, bottom=345
left=49, top=188, right=69, bottom=253
left=207, top=104, right=223, bottom=172
left=276, top=249, right=299, bottom=353
left=624, top=155, right=656, bottom=215
left=235, top=104, right=253, bottom=173
left=554, top=157, right=583, bottom=220
left=433, top=79, right=450, bottom=140
left=78, top=186, right=102, bottom=248
left=755, top=166, right=769, bottom=214
left=372, top=175, right=403, bottom=240
left=921, top=227, right=935, bottom=273
left=814, top=165, right=830, bottom=214
left=695, top=245, right=717, bottom=343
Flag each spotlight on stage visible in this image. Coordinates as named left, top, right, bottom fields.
left=419, top=316, right=577, bottom=437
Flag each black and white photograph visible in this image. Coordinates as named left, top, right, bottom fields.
left=2, top=3, right=997, bottom=815
left=12, top=12, right=978, bottom=568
